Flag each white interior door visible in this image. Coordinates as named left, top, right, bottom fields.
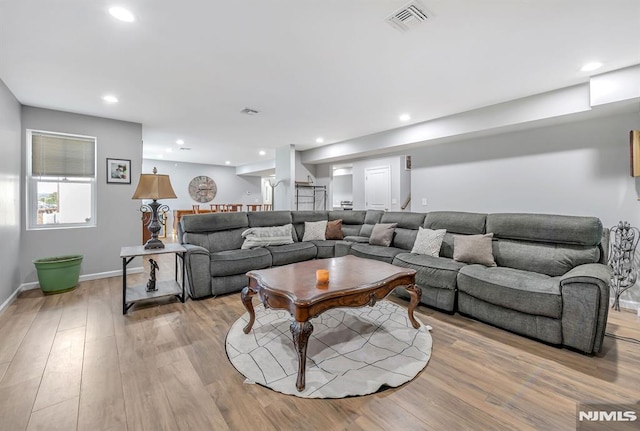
left=365, top=166, right=391, bottom=211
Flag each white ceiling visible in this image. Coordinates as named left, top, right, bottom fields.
left=1, top=1, right=639, bottom=168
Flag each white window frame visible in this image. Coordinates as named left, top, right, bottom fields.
left=26, top=129, right=97, bottom=230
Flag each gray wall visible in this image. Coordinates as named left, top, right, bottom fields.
left=20, top=107, right=142, bottom=282
left=409, top=111, right=640, bottom=305
left=0, top=79, right=22, bottom=307
left=143, top=159, right=262, bottom=235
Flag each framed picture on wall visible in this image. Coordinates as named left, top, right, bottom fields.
left=106, top=158, right=131, bottom=184
left=404, top=155, right=412, bottom=170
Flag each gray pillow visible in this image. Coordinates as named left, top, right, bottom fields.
left=369, top=223, right=397, bottom=247
left=241, top=224, right=295, bottom=249
left=411, top=227, right=446, bottom=256
left=453, top=233, right=496, bottom=266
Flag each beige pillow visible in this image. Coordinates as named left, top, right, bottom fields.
left=369, top=223, right=397, bottom=247
left=411, top=227, right=446, bottom=256
left=453, top=233, right=496, bottom=266
left=302, top=220, right=327, bottom=241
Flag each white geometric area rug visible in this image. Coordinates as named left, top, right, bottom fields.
left=225, top=300, right=432, bottom=398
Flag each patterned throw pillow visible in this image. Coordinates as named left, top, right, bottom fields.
left=302, top=220, right=328, bottom=241
left=411, top=227, right=446, bottom=256
left=240, top=224, right=295, bottom=249
left=325, top=219, right=344, bottom=240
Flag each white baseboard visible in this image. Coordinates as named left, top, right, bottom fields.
left=0, top=266, right=144, bottom=313
left=612, top=298, right=640, bottom=313
left=0, top=285, right=23, bottom=314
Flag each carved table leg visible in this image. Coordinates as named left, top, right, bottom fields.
left=241, top=286, right=257, bottom=334
left=290, top=320, right=314, bottom=392
left=405, top=284, right=422, bottom=329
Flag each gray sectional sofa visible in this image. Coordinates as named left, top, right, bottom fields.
left=179, top=210, right=611, bottom=354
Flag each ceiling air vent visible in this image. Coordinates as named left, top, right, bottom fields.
left=179, top=147, right=191, bottom=151
left=240, top=108, right=260, bottom=115
left=387, top=1, right=429, bottom=32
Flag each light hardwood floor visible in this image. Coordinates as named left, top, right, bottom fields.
left=1, top=252, right=639, bottom=431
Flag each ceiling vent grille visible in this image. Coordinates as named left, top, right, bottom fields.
left=387, top=1, right=429, bottom=32
left=240, top=108, right=260, bottom=115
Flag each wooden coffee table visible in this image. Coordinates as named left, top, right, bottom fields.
left=241, top=255, right=421, bottom=392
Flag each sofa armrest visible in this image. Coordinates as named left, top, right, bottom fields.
left=560, top=263, right=611, bottom=354
left=183, top=244, right=212, bottom=299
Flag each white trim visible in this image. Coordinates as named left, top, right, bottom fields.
left=0, top=266, right=144, bottom=314
left=0, top=286, right=24, bottom=313
left=611, top=298, right=640, bottom=313
left=26, top=129, right=98, bottom=231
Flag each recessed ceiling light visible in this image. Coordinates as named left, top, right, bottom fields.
left=399, top=113, right=411, bottom=122
left=316, top=137, right=324, bottom=144
left=109, top=6, right=135, bottom=22
left=225, top=161, right=231, bottom=165
left=176, top=139, right=185, bottom=145
left=259, top=150, right=266, bottom=156
left=102, top=95, right=118, bottom=103
left=166, top=148, right=173, bottom=153
left=581, top=62, right=602, bottom=72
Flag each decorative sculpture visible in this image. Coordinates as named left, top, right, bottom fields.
left=146, top=258, right=159, bottom=292
left=608, top=221, right=639, bottom=311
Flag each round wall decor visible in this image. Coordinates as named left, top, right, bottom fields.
left=188, top=175, right=217, bottom=203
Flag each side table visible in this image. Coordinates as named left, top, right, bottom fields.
left=120, top=243, right=187, bottom=314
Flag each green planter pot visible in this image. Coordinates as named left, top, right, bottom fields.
left=33, top=255, right=83, bottom=294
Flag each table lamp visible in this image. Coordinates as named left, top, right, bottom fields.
left=132, top=167, right=177, bottom=249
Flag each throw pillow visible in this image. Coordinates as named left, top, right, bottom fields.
left=411, top=227, right=446, bottom=256
left=241, top=224, right=295, bottom=249
left=453, top=233, right=497, bottom=266
left=325, top=219, right=344, bottom=240
left=302, top=220, right=327, bottom=241
left=369, top=223, right=398, bottom=247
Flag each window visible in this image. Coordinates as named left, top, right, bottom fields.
left=27, top=130, right=97, bottom=229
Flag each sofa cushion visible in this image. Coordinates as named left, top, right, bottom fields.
left=267, top=242, right=317, bottom=266
left=457, top=265, right=562, bottom=319
left=349, top=243, right=405, bottom=263
left=302, top=220, right=327, bottom=241
left=393, top=253, right=466, bottom=291
left=486, top=213, right=603, bottom=246
left=183, top=228, right=246, bottom=253
left=210, top=248, right=272, bottom=277
left=453, top=233, right=496, bottom=267
left=493, top=239, right=600, bottom=277
left=325, top=219, right=344, bottom=240
left=330, top=210, right=366, bottom=237
left=424, top=211, right=487, bottom=234
left=312, top=240, right=339, bottom=258
left=241, top=224, right=295, bottom=249
left=181, top=212, right=249, bottom=233
left=247, top=211, right=293, bottom=227
left=411, top=227, right=446, bottom=256
left=343, top=236, right=369, bottom=243
left=380, top=212, right=424, bottom=250
left=359, top=210, right=384, bottom=237
left=369, top=223, right=397, bottom=247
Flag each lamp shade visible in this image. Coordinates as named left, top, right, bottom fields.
left=131, top=169, right=177, bottom=200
